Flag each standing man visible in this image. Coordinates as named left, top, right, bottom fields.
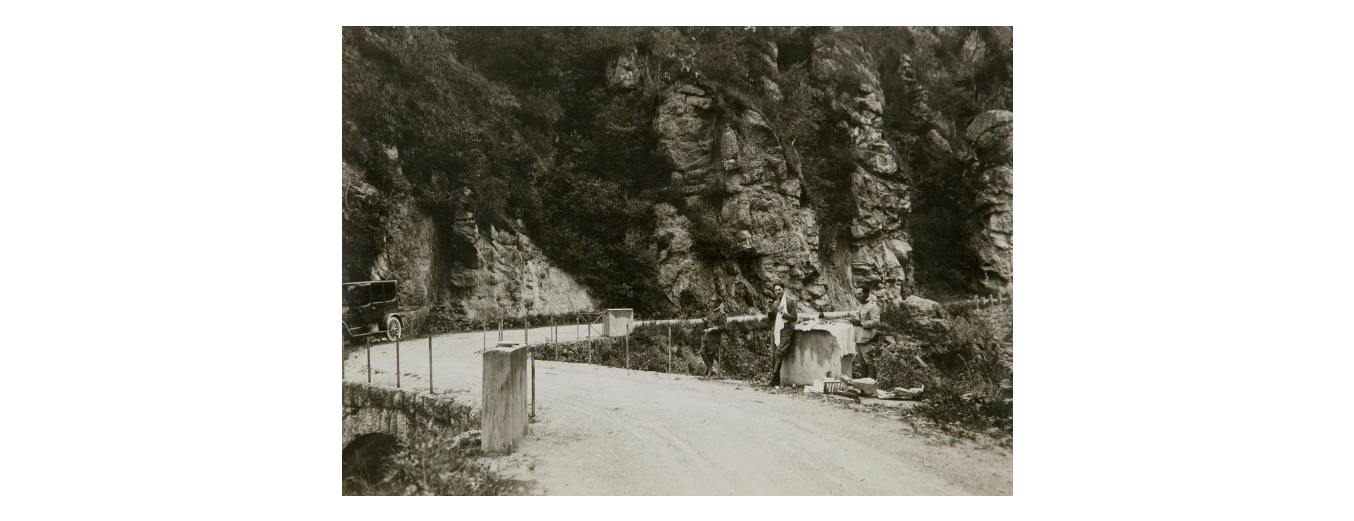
left=851, top=287, right=882, bottom=379
left=768, top=283, right=799, bottom=386
left=700, top=295, right=728, bottom=378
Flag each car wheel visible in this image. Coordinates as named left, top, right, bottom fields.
left=385, top=316, right=403, bottom=342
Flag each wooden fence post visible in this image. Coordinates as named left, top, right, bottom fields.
left=395, top=338, right=401, bottom=388
left=531, top=344, right=536, bottom=420
left=428, top=336, right=433, bottom=394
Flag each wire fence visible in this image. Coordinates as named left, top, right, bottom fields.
left=940, top=293, right=1013, bottom=312
left=344, top=311, right=625, bottom=423
left=344, top=295, right=1012, bottom=415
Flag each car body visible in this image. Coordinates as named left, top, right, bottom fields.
left=342, top=280, right=407, bottom=343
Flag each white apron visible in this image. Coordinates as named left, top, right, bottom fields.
left=772, top=294, right=787, bottom=349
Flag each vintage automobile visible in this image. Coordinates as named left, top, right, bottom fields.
left=342, top=280, right=407, bottom=343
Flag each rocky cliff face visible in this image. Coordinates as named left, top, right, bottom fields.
left=345, top=159, right=596, bottom=322
left=437, top=220, right=598, bottom=318
left=812, top=35, right=914, bottom=305
left=964, top=110, right=1013, bottom=292
left=640, top=35, right=921, bottom=311
left=651, top=82, right=828, bottom=310
left=343, top=27, right=1011, bottom=320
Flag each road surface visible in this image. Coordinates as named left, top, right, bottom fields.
left=343, top=325, right=1012, bottom=495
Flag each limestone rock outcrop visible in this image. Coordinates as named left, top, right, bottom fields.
left=344, top=29, right=1011, bottom=321
left=436, top=221, right=598, bottom=319
left=606, top=46, right=640, bottom=89
left=964, top=110, right=1013, bottom=291
left=347, top=159, right=596, bottom=322
left=652, top=82, right=828, bottom=308
left=812, top=35, right=914, bottom=304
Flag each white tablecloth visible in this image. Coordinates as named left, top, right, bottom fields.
left=794, top=321, right=857, bottom=356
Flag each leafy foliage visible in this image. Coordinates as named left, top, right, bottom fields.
left=343, top=430, right=525, bottom=496
left=872, top=301, right=1013, bottom=436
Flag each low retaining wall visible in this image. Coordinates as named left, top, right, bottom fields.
left=342, top=382, right=477, bottom=448
left=974, top=303, right=1018, bottom=343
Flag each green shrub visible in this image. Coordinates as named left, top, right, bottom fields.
left=343, top=431, right=525, bottom=496
left=874, top=301, right=1013, bottom=435
left=911, top=378, right=1013, bottom=436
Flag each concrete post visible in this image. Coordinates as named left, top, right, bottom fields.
left=482, top=344, right=529, bottom=454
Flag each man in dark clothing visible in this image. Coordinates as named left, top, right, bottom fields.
left=700, top=295, right=728, bottom=377
left=767, top=283, right=799, bottom=386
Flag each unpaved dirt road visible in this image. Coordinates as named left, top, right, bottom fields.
left=344, top=326, right=1012, bottom=495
